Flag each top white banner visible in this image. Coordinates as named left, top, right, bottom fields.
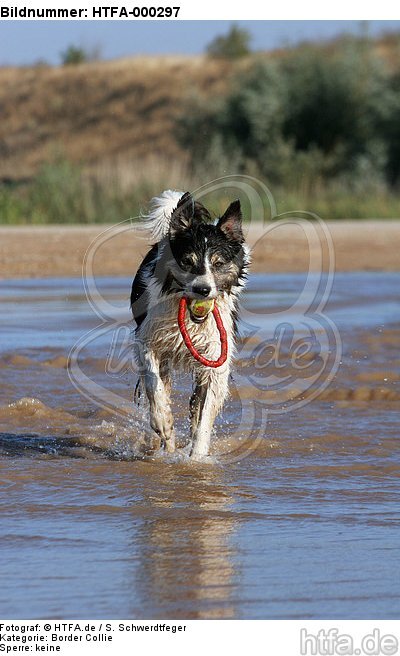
left=0, top=0, right=398, bottom=20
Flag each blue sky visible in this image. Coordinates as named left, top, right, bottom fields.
left=0, top=20, right=399, bottom=66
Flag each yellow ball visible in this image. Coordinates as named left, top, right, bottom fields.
left=189, top=298, right=215, bottom=318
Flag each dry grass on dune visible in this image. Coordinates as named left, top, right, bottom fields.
left=1, top=33, right=399, bottom=184
left=2, top=35, right=400, bottom=223
left=0, top=55, right=238, bottom=182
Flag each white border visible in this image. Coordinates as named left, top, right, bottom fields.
left=0, top=1, right=399, bottom=20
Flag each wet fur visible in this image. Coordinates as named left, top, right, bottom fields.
left=131, top=191, right=249, bottom=458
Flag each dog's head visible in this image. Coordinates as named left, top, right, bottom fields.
left=164, top=192, right=248, bottom=319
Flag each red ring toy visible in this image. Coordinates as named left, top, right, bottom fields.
left=178, top=297, right=228, bottom=368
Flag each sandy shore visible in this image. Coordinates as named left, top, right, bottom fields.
left=0, top=220, right=399, bottom=279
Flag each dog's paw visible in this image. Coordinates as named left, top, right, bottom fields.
left=189, top=449, right=212, bottom=463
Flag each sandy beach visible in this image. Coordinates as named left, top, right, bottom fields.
left=0, top=220, right=399, bottom=279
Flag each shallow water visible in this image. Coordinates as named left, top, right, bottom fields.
left=0, top=272, right=399, bottom=619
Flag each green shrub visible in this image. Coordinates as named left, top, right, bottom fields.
left=178, top=39, right=400, bottom=192
left=0, top=186, right=25, bottom=224
left=206, top=24, right=251, bottom=60
left=61, top=45, right=88, bottom=66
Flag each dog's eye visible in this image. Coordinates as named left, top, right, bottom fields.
left=213, top=260, right=225, bottom=270
left=180, top=256, right=193, bottom=268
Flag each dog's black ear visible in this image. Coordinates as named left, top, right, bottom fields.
left=169, top=192, right=195, bottom=236
left=217, top=199, right=244, bottom=242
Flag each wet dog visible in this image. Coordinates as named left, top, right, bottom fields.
left=130, top=190, right=250, bottom=458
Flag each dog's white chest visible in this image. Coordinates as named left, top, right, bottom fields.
left=137, top=294, right=234, bottom=373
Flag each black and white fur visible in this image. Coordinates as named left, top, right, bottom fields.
left=130, top=190, right=250, bottom=459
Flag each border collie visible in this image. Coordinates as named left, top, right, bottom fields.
left=130, top=190, right=250, bottom=459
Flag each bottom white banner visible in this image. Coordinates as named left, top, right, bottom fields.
left=0, top=620, right=399, bottom=656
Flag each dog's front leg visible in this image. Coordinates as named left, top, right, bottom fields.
left=190, top=370, right=229, bottom=459
left=141, top=349, right=175, bottom=453
left=190, top=377, right=207, bottom=438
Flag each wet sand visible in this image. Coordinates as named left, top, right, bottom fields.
left=0, top=272, right=399, bottom=619
left=0, top=220, right=400, bottom=279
